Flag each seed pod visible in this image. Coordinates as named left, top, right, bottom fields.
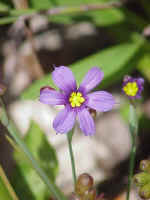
left=75, top=173, right=94, bottom=196
left=134, top=172, right=150, bottom=187
left=139, top=183, right=150, bottom=199
left=140, top=160, right=150, bottom=173
left=82, top=188, right=96, bottom=200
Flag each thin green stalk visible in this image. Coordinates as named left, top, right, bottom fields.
left=126, top=104, right=138, bottom=200
left=0, top=165, right=19, bottom=200
left=67, top=130, right=77, bottom=188
left=126, top=135, right=136, bottom=200
left=0, top=98, right=67, bottom=200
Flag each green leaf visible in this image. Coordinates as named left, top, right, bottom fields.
left=0, top=0, right=125, bottom=26
left=137, top=44, right=150, bottom=83
left=28, top=0, right=54, bottom=9
left=48, top=8, right=124, bottom=26
left=11, top=122, right=58, bottom=200
left=0, top=179, right=13, bottom=200
left=21, top=33, right=144, bottom=100
left=0, top=165, right=19, bottom=200
left=107, top=8, right=148, bottom=43
left=48, top=0, right=124, bottom=26
left=0, top=16, right=17, bottom=25
left=0, top=1, right=9, bottom=12
left=27, top=0, right=125, bottom=26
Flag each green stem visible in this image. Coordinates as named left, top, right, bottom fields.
left=0, top=165, right=19, bottom=200
left=126, top=136, right=136, bottom=200
left=0, top=98, right=67, bottom=200
left=126, top=104, right=138, bottom=200
left=67, top=130, right=77, bottom=188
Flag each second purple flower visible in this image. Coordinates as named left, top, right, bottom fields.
left=40, top=66, right=115, bottom=136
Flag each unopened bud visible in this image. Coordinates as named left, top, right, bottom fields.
left=139, top=183, right=150, bottom=199
left=134, top=172, right=150, bottom=187
left=140, top=160, right=150, bottom=173
left=40, top=86, right=54, bottom=94
left=0, top=83, right=6, bottom=96
left=75, top=173, right=94, bottom=196
left=82, top=188, right=96, bottom=200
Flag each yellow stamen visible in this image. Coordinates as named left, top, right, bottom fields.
left=123, top=82, right=138, bottom=96
left=69, top=92, right=85, bottom=108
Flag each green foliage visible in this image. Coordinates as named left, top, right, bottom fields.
left=0, top=0, right=13, bottom=8
left=137, top=44, right=150, bottom=83
left=46, top=0, right=124, bottom=26
left=21, top=33, right=144, bottom=100
left=28, top=0, right=52, bottom=9
left=0, top=179, right=13, bottom=200
left=0, top=0, right=125, bottom=26
left=0, top=1, right=9, bottom=12
left=140, top=0, right=150, bottom=20
left=11, top=122, right=58, bottom=200
left=0, top=16, right=17, bottom=25
left=48, top=8, right=124, bottom=26
left=28, top=0, right=114, bottom=9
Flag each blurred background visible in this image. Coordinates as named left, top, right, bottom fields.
left=0, top=0, right=150, bottom=199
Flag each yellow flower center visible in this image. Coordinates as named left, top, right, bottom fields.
left=69, top=92, right=85, bottom=108
left=123, top=82, right=138, bottom=96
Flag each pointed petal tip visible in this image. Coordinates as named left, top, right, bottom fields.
left=52, top=66, right=77, bottom=93
left=79, top=67, right=104, bottom=93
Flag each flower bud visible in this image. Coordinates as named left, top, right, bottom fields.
left=75, top=173, right=94, bottom=196
left=139, top=183, right=150, bottom=199
left=133, top=172, right=150, bottom=187
left=140, top=160, right=150, bottom=173
left=82, top=188, right=96, bottom=200
left=40, top=86, right=54, bottom=94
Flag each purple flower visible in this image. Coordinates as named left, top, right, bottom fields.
left=40, top=66, right=115, bottom=136
left=122, top=75, right=144, bottom=99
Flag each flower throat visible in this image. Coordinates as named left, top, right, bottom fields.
left=69, top=92, right=85, bottom=108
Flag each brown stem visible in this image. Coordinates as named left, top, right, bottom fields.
left=11, top=0, right=45, bottom=79
left=24, top=21, right=45, bottom=79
